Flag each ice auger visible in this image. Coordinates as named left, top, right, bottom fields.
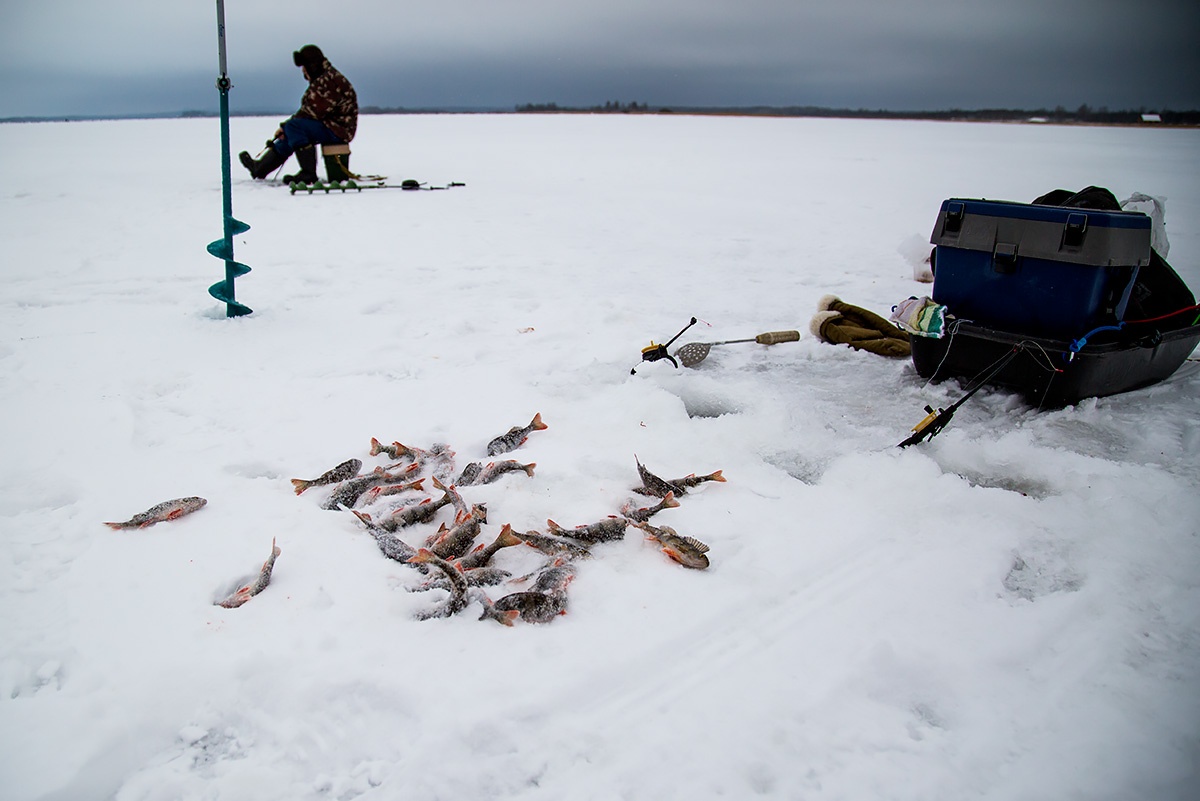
left=206, top=0, right=252, bottom=318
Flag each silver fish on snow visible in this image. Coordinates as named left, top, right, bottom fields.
left=104, top=496, right=207, bottom=530
left=476, top=460, right=536, bottom=485
left=370, top=528, right=419, bottom=564
left=454, top=461, right=484, bottom=487
left=517, top=530, right=593, bottom=560
left=457, top=523, right=523, bottom=570
left=407, top=548, right=469, bottom=620
left=486, top=412, right=548, bottom=457
left=493, top=590, right=568, bottom=624
left=358, top=476, right=425, bottom=506
left=430, top=477, right=474, bottom=524
left=369, top=438, right=420, bottom=461
left=216, top=538, right=282, bottom=608
left=291, top=458, right=362, bottom=495
left=321, top=466, right=419, bottom=511
left=669, top=469, right=726, bottom=489
left=455, top=460, right=536, bottom=486
left=632, top=456, right=686, bottom=498
left=428, top=505, right=487, bottom=561
left=619, top=490, right=680, bottom=523
left=412, top=566, right=513, bottom=591
left=546, top=516, right=628, bottom=544
left=474, top=590, right=519, bottom=626
left=515, top=557, right=577, bottom=594
left=383, top=485, right=456, bottom=530
left=415, top=443, right=458, bottom=485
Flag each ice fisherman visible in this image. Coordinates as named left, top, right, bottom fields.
left=238, top=44, right=358, bottom=184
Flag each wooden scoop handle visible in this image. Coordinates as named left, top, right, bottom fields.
left=754, top=330, right=801, bottom=345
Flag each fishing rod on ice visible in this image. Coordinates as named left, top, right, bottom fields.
left=631, top=317, right=697, bottom=374
left=898, top=345, right=1023, bottom=447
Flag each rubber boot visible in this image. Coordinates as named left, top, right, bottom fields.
left=238, top=145, right=287, bottom=180
left=283, top=146, right=319, bottom=185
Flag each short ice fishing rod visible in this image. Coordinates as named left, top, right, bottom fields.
left=631, top=317, right=697, bottom=374
left=898, top=345, right=1022, bottom=447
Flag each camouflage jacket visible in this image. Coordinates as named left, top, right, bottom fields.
left=295, top=60, right=358, bottom=143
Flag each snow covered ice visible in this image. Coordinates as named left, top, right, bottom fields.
left=2, top=114, right=1199, bottom=800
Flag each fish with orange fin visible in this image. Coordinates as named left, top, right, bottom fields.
left=415, top=443, right=457, bottom=484
left=429, top=504, right=487, bottom=561
left=349, top=497, right=445, bottom=533
left=359, top=476, right=425, bottom=506
left=349, top=508, right=390, bottom=532
left=385, top=484, right=456, bottom=529
left=669, top=470, right=726, bottom=489
left=412, top=566, right=512, bottom=591
left=493, top=590, right=568, bottom=623
left=370, top=529, right=419, bottom=564
left=517, top=530, right=593, bottom=560
left=103, top=497, right=207, bottom=529
left=633, top=521, right=710, bottom=570
left=455, top=462, right=484, bottom=486
left=291, top=458, right=362, bottom=495
left=457, top=523, right=523, bottom=570
left=430, top=477, right=474, bottom=523
left=474, top=590, right=519, bottom=626
left=476, top=460, right=536, bottom=485
left=369, top=438, right=408, bottom=460
left=619, top=490, right=680, bottom=523
left=547, top=516, right=628, bottom=544
left=518, top=557, right=576, bottom=594
left=321, top=466, right=420, bottom=511
left=487, top=412, right=547, bottom=456
left=407, top=548, right=469, bottom=620
left=215, top=538, right=282, bottom=608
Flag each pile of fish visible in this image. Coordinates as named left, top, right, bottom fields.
left=291, top=413, right=724, bottom=624
left=100, top=412, right=724, bottom=622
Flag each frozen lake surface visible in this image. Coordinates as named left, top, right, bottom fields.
left=2, top=114, right=1198, bottom=800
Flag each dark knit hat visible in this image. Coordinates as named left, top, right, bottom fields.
left=292, top=45, right=325, bottom=70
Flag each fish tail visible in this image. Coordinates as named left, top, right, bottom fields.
left=407, top=548, right=435, bottom=565
left=102, top=521, right=125, bottom=530
left=369, top=437, right=384, bottom=456
left=530, top=412, right=547, bottom=431
left=546, top=519, right=565, bottom=534
left=477, top=594, right=518, bottom=626
left=498, top=526, right=523, bottom=547
left=709, top=470, right=726, bottom=482
left=523, top=462, right=536, bottom=477
left=662, top=491, right=680, bottom=509
left=431, top=476, right=448, bottom=492
left=291, top=478, right=311, bottom=495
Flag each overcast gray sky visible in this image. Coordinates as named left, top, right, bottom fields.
left=2, top=0, right=1198, bottom=118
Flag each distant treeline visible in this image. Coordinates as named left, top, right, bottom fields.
left=513, top=102, right=1200, bottom=125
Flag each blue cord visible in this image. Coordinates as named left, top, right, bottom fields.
left=1069, top=322, right=1125, bottom=354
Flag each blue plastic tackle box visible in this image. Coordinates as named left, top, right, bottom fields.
left=929, top=198, right=1152, bottom=339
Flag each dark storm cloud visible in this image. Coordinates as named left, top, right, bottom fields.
left=2, top=0, right=1197, bottom=118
